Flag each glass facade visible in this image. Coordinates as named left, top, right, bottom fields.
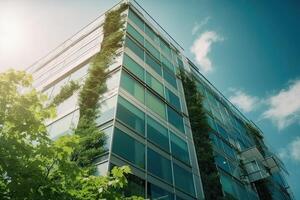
left=28, top=2, right=293, bottom=200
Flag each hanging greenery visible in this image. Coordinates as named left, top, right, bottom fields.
left=48, top=80, right=80, bottom=107
left=71, top=3, right=128, bottom=170
left=48, top=3, right=128, bottom=171
left=179, top=70, right=224, bottom=200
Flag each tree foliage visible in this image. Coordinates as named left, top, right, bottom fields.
left=0, top=4, right=143, bottom=200
left=0, top=70, right=142, bottom=199
left=179, top=70, right=225, bottom=200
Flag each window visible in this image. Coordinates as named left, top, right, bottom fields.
left=147, top=148, right=172, bottom=184
left=48, top=112, right=74, bottom=139
left=146, top=72, right=164, bottom=97
left=145, top=53, right=162, bottom=76
left=146, top=91, right=166, bottom=119
left=173, top=163, right=195, bottom=196
left=163, top=69, right=177, bottom=89
left=207, top=115, right=217, bottom=132
left=167, top=106, right=184, bottom=133
left=165, top=88, right=181, bottom=111
left=125, top=36, right=144, bottom=60
left=112, top=128, right=145, bottom=169
left=116, top=96, right=145, bottom=136
left=125, top=174, right=145, bottom=198
left=220, top=173, right=236, bottom=198
left=145, top=40, right=160, bottom=61
left=128, top=9, right=144, bottom=31
left=95, top=95, right=117, bottom=125
left=170, top=132, right=189, bottom=164
left=161, top=55, right=175, bottom=73
left=120, top=71, right=145, bottom=103
left=160, top=39, right=172, bottom=59
left=127, top=23, right=144, bottom=45
left=222, top=140, right=236, bottom=159
left=216, top=123, right=229, bottom=141
left=123, top=54, right=144, bottom=81
left=147, top=182, right=174, bottom=200
left=147, top=116, right=169, bottom=152
left=145, top=24, right=159, bottom=45
left=215, top=154, right=231, bottom=174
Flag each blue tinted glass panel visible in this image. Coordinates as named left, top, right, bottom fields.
left=165, top=88, right=181, bottom=111
left=116, top=96, right=145, bottom=136
left=145, top=53, right=162, bottom=75
left=163, top=69, right=177, bottom=89
left=170, top=132, right=189, bottom=164
left=125, top=36, right=144, bottom=60
left=147, top=148, right=172, bottom=184
left=173, top=163, right=195, bottom=196
left=112, top=128, right=145, bottom=169
left=123, top=54, right=144, bottom=81
left=128, top=9, right=144, bottom=31
left=147, top=116, right=169, bottom=152
left=147, top=182, right=174, bottom=200
left=167, top=106, right=184, bottom=133
left=127, top=23, right=144, bottom=45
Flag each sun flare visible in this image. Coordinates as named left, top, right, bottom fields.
left=0, top=11, right=24, bottom=53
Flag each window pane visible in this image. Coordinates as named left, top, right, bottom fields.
left=145, top=24, right=160, bottom=45
left=146, top=91, right=166, bottom=119
left=147, top=182, right=174, bottom=200
left=163, top=69, right=177, bottom=89
left=167, top=106, right=184, bottom=133
left=145, top=40, right=160, bottom=61
left=215, top=154, right=231, bottom=174
left=146, top=72, right=164, bottom=97
left=121, top=71, right=145, bottom=103
left=160, top=40, right=172, bottom=59
left=116, top=96, right=145, bottom=136
left=127, top=23, right=144, bottom=45
left=173, top=163, right=195, bottom=196
left=125, top=174, right=145, bottom=198
left=170, top=132, right=189, bottom=164
left=161, top=55, right=175, bottom=73
left=145, top=53, right=162, bottom=76
left=128, top=9, right=144, bottom=31
left=125, top=36, right=144, bottom=60
left=165, top=88, right=181, bottom=111
left=220, top=173, right=236, bottom=198
left=112, top=128, right=145, bottom=169
left=147, top=148, right=172, bottom=184
left=123, top=54, right=144, bottom=81
left=147, top=116, right=169, bottom=152
left=48, top=112, right=74, bottom=139
left=222, top=140, right=236, bottom=159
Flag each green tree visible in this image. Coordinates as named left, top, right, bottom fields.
left=0, top=70, right=143, bottom=200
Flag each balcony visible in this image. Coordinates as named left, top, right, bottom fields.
left=242, top=159, right=270, bottom=182
left=240, top=146, right=264, bottom=161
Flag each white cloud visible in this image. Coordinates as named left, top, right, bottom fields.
left=228, top=89, right=259, bottom=113
left=192, top=17, right=210, bottom=35
left=263, top=80, right=300, bottom=130
left=190, top=31, right=223, bottom=73
left=278, top=137, right=300, bottom=162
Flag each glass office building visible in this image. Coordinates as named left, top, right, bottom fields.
left=27, top=1, right=293, bottom=199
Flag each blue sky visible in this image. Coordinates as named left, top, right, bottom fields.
left=0, top=0, right=299, bottom=198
